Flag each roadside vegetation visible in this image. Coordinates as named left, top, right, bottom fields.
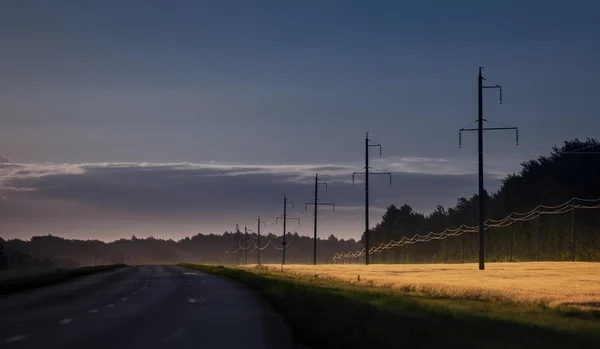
left=0, top=264, right=125, bottom=295
left=181, top=263, right=600, bottom=349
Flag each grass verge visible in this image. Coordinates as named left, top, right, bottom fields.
left=0, top=264, right=126, bottom=295
left=180, top=263, right=600, bottom=349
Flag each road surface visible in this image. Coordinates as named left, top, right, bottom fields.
left=0, top=265, right=296, bottom=349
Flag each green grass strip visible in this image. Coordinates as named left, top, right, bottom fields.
left=181, top=263, right=600, bottom=349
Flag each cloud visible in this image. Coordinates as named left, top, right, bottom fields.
left=0, top=159, right=506, bottom=240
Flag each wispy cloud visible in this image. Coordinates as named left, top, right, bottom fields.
left=0, top=155, right=514, bottom=189
left=0, top=159, right=508, bottom=240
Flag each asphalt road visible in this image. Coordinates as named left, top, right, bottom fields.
left=0, top=265, right=296, bottom=349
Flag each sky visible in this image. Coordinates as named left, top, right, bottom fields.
left=0, top=0, right=599, bottom=241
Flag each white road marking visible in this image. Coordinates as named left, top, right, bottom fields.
left=107, top=304, right=115, bottom=308
left=59, top=318, right=73, bottom=325
left=162, top=328, right=185, bottom=343
left=188, top=297, right=205, bottom=304
left=132, top=292, right=138, bottom=295
left=121, top=297, right=128, bottom=301
left=4, top=335, right=27, bottom=343
left=89, top=309, right=99, bottom=313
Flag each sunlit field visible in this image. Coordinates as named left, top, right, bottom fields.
left=258, top=262, right=600, bottom=308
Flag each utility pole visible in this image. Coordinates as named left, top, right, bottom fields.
left=536, top=209, right=541, bottom=261
left=352, top=132, right=392, bottom=265
left=257, top=217, right=267, bottom=266
left=276, top=194, right=299, bottom=268
left=235, top=224, right=241, bottom=265
left=462, top=233, right=465, bottom=263
left=487, top=227, right=491, bottom=263
left=244, top=226, right=248, bottom=265
left=571, top=207, right=576, bottom=262
left=305, top=174, right=335, bottom=265
left=445, top=239, right=449, bottom=264
left=459, top=67, right=518, bottom=270
left=510, top=227, right=514, bottom=262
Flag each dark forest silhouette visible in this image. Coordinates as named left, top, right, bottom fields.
left=1, top=138, right=599, bottom=269
left=0, top=233, right=361, bottom=268
left=363, top=138, right=600, bottom=263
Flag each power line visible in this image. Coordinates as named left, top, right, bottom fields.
left=331, top=197, right=600, bottom=262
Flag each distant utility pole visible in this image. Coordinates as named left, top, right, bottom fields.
left=445, top=240, right=449, bottom=264
left=571, top=208, right=576, bottom=262
left=461, top=233, right=465, bottom=263
left=510, top=227, right=515, bottom=262
left=352, top=132, right=392, bottom=265
left=536, top=209, right=541, bottom=261
left=244, top=226, right=248, bottom=265
left=235, top=224, right=241, bottom=265
left=257, top=217, right=267, bottom=266
left=305, top=174, right=335, bottom=265
left=459, top=67, right=519, bottom=271
left=276, top=194, right=299, bottom=268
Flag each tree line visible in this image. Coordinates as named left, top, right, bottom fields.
left=0, top=232, right=361, bottom=270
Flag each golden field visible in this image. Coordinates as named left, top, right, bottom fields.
left=258, top=262, right=600, bottom=308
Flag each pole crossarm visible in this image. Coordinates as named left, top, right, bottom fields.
left=481, top=76, right=503, bottom=103
left=352, top=170, right=392, bottom=185
left=460, top=127, right=516, bottom=131
left=460, top=125, right=519, bottom=148
left=315, top=178, right=328, bottom=193
left=367, top=134, right=383, bottom=156
left=459, top=126, right=519, bottom=147
left=276, top=217, right=300, bottom=224
left=305, top=202, right=335, bottom=210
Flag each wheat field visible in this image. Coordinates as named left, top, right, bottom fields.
left=258, top=262, right=600, bottom=308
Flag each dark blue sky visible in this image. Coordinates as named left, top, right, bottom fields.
left=0, top=1, right=599, bottom=240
